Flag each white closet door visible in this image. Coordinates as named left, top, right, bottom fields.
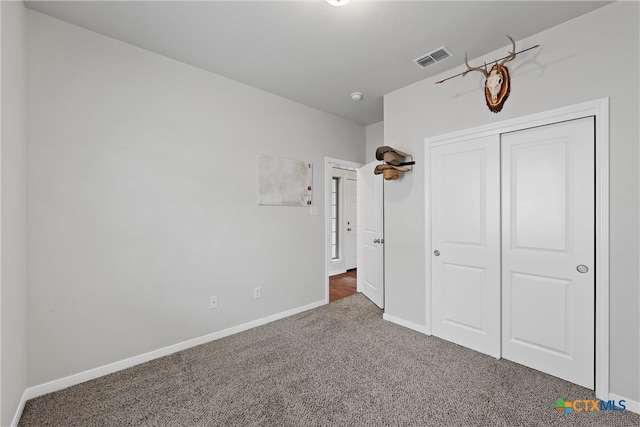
left=501, top=118, right=595, bottom=389
left=431, top=135, right=501, bottom=357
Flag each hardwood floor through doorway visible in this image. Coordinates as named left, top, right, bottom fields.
left=329, top=269, right=357, bottom=302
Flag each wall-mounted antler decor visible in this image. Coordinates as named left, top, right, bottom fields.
left=463, top=35, right=517, bottom=113
left=435, top=37, right=540, bottom=114
left=374, top=146, right=415, bottom=180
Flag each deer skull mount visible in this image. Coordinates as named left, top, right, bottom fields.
left=463, top=36, right=517, bottom=113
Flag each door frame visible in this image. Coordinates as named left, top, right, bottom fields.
left=424, top=98, right=610, bottom=399
left=324, top=157, right=363, bottom=303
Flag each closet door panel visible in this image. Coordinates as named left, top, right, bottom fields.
left=501, top=117, right=595, bottom=389
left=430, top=135, right=501, bottom=358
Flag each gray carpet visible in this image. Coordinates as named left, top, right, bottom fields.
left=19, top=293, right=639, bottom=426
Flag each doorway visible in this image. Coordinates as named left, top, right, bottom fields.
left=424, top=98, right=610, bottom=398
left=325, top=158, right=362, bottom=303
left=430, top=117, right=594, bottom=388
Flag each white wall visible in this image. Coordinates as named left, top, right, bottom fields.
left=383, top=2, right=639, bottom=402
left=365, top=121, right=384, bottom=164
left=1, top=1, right=28, bottom=425
left=26, top=10, right=364, bottom=387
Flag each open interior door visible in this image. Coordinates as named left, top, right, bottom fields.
left=357, top=161, right=384, bottom=308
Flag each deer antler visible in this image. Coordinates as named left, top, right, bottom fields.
left=462, top=52, right=490, bottom=78
left=498, top=35, right=517, bottom=67
left=463, top=35, right=517, bottom=77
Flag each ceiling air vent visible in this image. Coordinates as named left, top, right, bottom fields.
left=413, top=46, right=453, bottom=69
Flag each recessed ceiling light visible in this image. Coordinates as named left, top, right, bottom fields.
left=327, top=0, right=350, bottom=6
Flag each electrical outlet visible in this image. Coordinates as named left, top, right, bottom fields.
left=209, top=295, right=218, bottom=309
left=253, top=287, right=262, bottom=299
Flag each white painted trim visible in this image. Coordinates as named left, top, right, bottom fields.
left=324, top=157, right=363, bottom=304
left=609, top=393, right=640, bottom=415
left=24, top=299, right=325, bottom=400
left=383, top=313, right=430, bottom=335
left=10, top=391, right=28, bottom=427
left=424, top=98, right=610, bottom=398
left=593, top=98, right=610, bottom=401
left=423, top=138, right=433, bottom=335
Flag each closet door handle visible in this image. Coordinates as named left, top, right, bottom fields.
left=576, top=264, right=589, bottom=273
left=433, top=250, right=441, bottom=257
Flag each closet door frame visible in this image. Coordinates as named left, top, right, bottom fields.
left=424, top=98, right=610, bottom=399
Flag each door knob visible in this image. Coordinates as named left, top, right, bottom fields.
left=577, top=264, right=589, bottom=273
left=347, top=228, right=351, bottom=231
left=373, top=238, right=380, bottom=243
left=433, top=250, right=441, bottom=257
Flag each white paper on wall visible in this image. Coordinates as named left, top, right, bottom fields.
left=257, top=154, right=313, bottom=206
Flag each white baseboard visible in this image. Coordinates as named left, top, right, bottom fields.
left=16, top=300, right=639, bottom=421
left=11, top=390, right=28, bottom=427
left=609, top=392, right=639, bottom=415
left=328, top=268, right=347, bottom=277
left=383, top=313, right=430, bottom=335
left=24, top=299, right=326, bottom=401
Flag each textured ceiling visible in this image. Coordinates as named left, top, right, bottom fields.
left=25, top=1, right=612, bottom=126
